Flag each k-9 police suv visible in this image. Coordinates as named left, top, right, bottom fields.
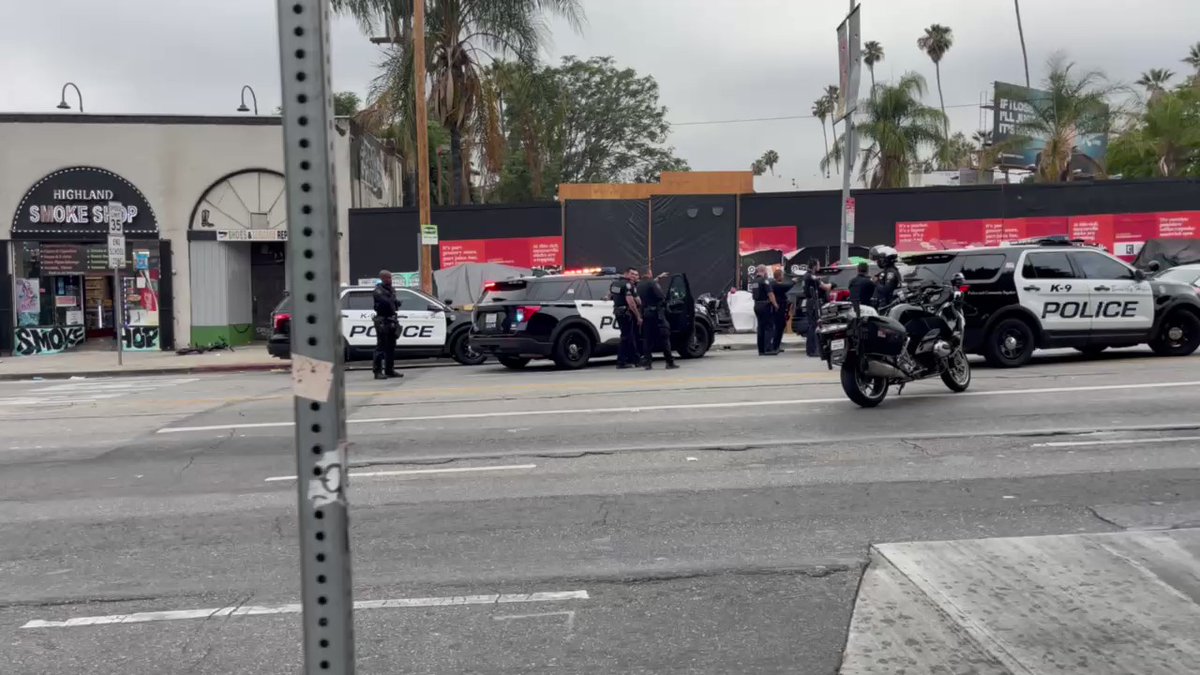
left=267, top=285, right=483, bottom=365
left=902, top=238, right=1200, bottom=367
left=469, top=268, right=716, bottom=369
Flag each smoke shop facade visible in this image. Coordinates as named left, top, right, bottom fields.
left=0, top=113, right=402, bottom=356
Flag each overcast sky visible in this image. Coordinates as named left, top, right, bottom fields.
left=2, top=0, right=1198, bottom=190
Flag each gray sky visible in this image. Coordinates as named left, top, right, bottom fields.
left=2, top=0, right=1198, bottom=190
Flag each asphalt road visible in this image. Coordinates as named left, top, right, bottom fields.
left=3, top=346, right=1200, bottom=674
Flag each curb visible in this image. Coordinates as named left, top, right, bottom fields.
left=0, top=362, right=287, bottom=382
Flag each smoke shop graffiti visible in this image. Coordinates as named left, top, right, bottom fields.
left=121, top=326, right=160, bottom=351
left=14, top=325, right=86, bottom=356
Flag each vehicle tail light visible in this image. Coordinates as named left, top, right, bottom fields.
left=515, top=305, right=541, bottom=323
left=273, top=313, right=291, bottom=331
left=483, top=281, right=496, bottom=292
left=958, top=285, right=970, bottom=294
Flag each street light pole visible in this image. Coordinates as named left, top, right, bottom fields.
left=413, top=0, right=434, bottom=294
left=57, top=82, right=83, bottom=112
left=238, top=85, right=259, bottom=115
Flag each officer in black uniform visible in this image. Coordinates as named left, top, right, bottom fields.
left=802, top=259, right=831, bottom=357
left=372, top=270, right=402, bottom=380
left=751, top=264, right=778, bottom=355
left=770, top=267, right=794, bottom=353
left=847, top=261, right=877, bottom=309
left=610, top=267, right=643, bottom=369
left=637, top=271, right=678, bottom=370
left=871, top=245, right=902, bottom=308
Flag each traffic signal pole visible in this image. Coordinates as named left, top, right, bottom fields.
left=275, top=1, right=355, bottom=673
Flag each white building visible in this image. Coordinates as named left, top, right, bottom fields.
left=0, top=113, right=402, bottom=356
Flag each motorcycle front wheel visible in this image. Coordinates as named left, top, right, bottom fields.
left=940, top=349, right=972, bottom=392
left=840, top=356, right=889, bottom=408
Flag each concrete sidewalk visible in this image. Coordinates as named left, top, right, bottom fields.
left=0, top=332, right=802, bottom=380
left=841, top=527, right=1200, bottom=674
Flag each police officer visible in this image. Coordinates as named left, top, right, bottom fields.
left=803, top=259, right=831, bottom=357
left=751, top=264, right=778, bottom=355
left=637, top=270, right=678, bottom=370
left=848, top=261, right=877, bottom=309
left=372, top=269, right=402, bottom=380
left=770, top=267, right=794, bottom=353
left=871, top=245, right=902, bottom=308
left=610, top=267, right=643, bottom=369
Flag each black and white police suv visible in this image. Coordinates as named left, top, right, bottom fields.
left=267, top=285, right=483, bottom=365
left=902, top=238, right=1200, bottom=368
left=469, top=268, right=716, bottom=369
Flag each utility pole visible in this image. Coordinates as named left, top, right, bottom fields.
left=275, top=1, right=354, bottom=673
left=413, top=0, right=434, bottom=294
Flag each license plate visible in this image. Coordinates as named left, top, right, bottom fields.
left=830, top=338, right=845, bottom=352
left=484, top=314, right=498, bottom=327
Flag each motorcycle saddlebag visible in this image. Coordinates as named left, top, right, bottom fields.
left=859, top=315, right=906, bottom=357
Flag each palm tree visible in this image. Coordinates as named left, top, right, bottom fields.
left=343, top=0, right=584, bottom=205
left=862, top=41, right=884, bottom=97
left=750, top=159, right=767, bottom=176
left=1014, top=55, right=1114, bottom=182
left=1013, top=0, right=1031, bottom=88
left=1185, top=42, right=1200, bottom=73
left=823, top=84, right=841, bottom=174
left=1137, top=68, right=1175, bottom=101
left=761, top=150, right=780, bottom=175
left=820, top=73, right=946, bottom=188
left=917, top=24, right=953, bottom=137
left=812, top=98, right=831, bottom=177
left=1116, top=88, right=1200, bottom=177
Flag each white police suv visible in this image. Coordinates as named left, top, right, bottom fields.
left=267, top=285, right=483, bottom=365
left=902, top=238, right=1200, bottom=367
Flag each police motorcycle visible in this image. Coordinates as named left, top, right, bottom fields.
left=818, top=273, right=971, bottom=408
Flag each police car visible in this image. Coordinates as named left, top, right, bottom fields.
left=902, top=238, right=1200, bottom=367
left=267, top=285, right=483, bottom=365
left=469, top=268, right=716, bottom=369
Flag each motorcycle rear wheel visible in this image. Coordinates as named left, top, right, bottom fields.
left=840, top=357, right=889, bottom=408
left=940, top=349, right=971, bottom=392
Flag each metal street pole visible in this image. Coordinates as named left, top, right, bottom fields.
left=114, top=267, right=123, bottom=365
left=275, top=1, right=354, bottom=673
left=106, top=203, right=125, bottom=365
left=413, top=0, right=434, bottom=294
left=838, top=0, right=860, bottom=264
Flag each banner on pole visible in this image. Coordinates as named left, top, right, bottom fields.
left=836, top=5, right=862, bottom=121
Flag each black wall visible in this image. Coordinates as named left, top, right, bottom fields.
left=651, top=195, right=737, bottom=297
left=564, top=200, right=648, bottom=271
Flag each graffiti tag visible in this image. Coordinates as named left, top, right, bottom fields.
left=15, top=325, right=86, bottom=356
left=121, top=326, right=160, bottom=351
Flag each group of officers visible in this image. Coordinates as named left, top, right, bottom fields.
left=749, top=246, right=903, bottom=358
left=609, top=267, right=679, bottom=370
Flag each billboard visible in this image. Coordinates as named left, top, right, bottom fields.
left=438, top=236, right=563, bottom=268
left=992, top=81, right=1108, bottom=173
left=896, top=211, right=1200, bottom=262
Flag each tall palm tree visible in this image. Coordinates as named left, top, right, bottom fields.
left=1014, top=55, right=1114, bottom=182
left=823, top=84, right=841, bottom=174
left=1183, top=43, right=1200, bottom=87
left=1137, top=68, right=1176, bottom=102
left=917, top=24, right=953, bottom=137
left=761, top=150, right=780, bottom=175
left=812, top=99, right=831, bottom=177
left=1013, top=0, right=1030, bottom=88
left=750, top=159, right=767, bottom=176
left=862, top=41, right=884, bottom=97
left=820, top=73, right=946, bottom=188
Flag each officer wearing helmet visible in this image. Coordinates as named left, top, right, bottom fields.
left=870, top=245, right=902, bottom=308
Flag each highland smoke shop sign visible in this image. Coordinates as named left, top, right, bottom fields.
left=12, top=167, right=158, bottom=240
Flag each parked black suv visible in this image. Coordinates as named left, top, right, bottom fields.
left=902, top=239, right=1200, bottom=367
left=470, top=270, right=716, bottom=369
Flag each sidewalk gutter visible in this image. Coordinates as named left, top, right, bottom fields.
left=0, top=361, right=287, bottom=381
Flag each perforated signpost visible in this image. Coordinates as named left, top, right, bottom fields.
left=275, top=1, right=355, bottom=673
left=106, top=201, right=126, bottom=365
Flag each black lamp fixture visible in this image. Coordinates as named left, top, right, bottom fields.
left=57, top=82, right=83, bottom=112
left=237, top=85, right=259, bottom=115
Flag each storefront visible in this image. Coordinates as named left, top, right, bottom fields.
left=9, top=166, right=170, bottom=356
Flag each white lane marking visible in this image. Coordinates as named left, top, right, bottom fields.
left=263, top=463, right=538, bottom=482
left=21, top=590, right=589, bottom=629
left=494, top=610, right=577, bottom=635
left=156, top=379, right=1200, bottom=435
left=1032, top=435, right=1200, bottom=448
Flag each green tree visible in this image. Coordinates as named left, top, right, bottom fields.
left=1184, top=42, right=1200, bottom=83
left=1108, top=88, right=1200, bottom=178
left=334, top=91, right=363, bottom=117
left=917, top=24, right=953, bottom=136
left=938, top=131, right=974, bottom=170
left=1136, top=68, right=1175, bottom=102
left=812, top=97, right=832, bottom=177
left=761, top=149, right=780, bottom=175
left=821, top=73, right=946, bottom=188
left=862, top=41, right=884, bottom=96
left=750, top=159, right=766, bottom=176
left=1013, top=55, right=1114, bottom=183
left=1013, top=0, right=1030, bottom=88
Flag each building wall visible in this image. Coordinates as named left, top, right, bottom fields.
left=0, top=114, right=401, bottom=350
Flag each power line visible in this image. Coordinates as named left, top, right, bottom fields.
left=671, top=102, right=984, bottom=127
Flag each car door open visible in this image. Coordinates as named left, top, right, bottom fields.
left=666, top=274, right=695, bottom=334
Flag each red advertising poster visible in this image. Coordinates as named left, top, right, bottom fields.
left=983, top=218, right=1023, bottom=246
left=1111, top=213, right=1158, bottom=261
left=1155, top=211, right=1200, bottom=241
left=1068, top=214, right=1113, bottom=250
left=1021, top=216, right=1069, bottom=239
left=439, top=236, right=563, bottom=268
left=738, top=226, right=796, bottom=254
left=896, top=221, right=940, bottom=252
left=935, top=219, right=987, bottom=250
